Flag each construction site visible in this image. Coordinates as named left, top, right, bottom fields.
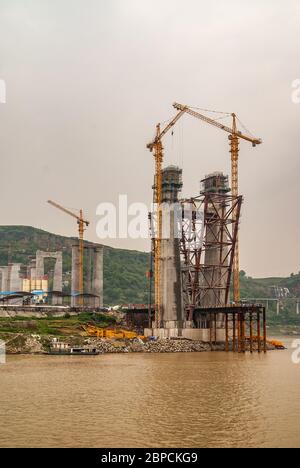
left=143, top=102, right=269, bottom=353
left=0, top=201, right=104, bottom=310
left=0, top=102, right=283, bottom=354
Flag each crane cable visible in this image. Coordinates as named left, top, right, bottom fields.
left=236, top=116, right=256, bottom=139
left=191, top=106, right=257, bottom=139
left=189, top=106, right=231, bottom=116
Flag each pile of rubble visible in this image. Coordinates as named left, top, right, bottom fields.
left=1, top=334, right=227, bottom=354
left=84, top=337, right=216, bottom=354
left=143, top=339, right=212, bottom=353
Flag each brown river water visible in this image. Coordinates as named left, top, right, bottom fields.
left=0, top=340, right=300, bottom=448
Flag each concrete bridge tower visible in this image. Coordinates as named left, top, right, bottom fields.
left=146, top=165, right=184, bottom=338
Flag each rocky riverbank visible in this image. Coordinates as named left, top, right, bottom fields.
left=0, top=313, right=282, bottom=355
left=1, top=332, right=278, bottom=355
left=1, top=332, right=221, bottom=354
left=92, top=338, right=214, bottom=354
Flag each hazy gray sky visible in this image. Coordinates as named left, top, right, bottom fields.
left=0, top=0, right=299, bottom=277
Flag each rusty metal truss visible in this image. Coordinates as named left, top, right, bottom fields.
left=180, top=192, right=243, bottom=321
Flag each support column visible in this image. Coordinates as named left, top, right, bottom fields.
left=237, top=313, right=240, bottom=353
left=225, top=313, right=229, bottom=352
left=241, top=313, right=246, bottom=353
left=237, top=313, right=241, bottom=353
left=160, top=207, right=183, bottom=327
left=53, top=252, right=63, bottom=305
left=86, top=248, right=93, bottom=295
left=92, top=247, right=104, bottom=308
left=214, top=313, right=217, bottom=345
left=209, top=318, right=213, bottom=350
left=0, top=267, right=9, bottom=293
left=154, top=166, right=183, bottom=332
left=263, top=308, right=267, bottom=354
left=250, top=312, right=253, bottom=354
left=71, top=243, right=80, bottom=307
left=35, top=251, right=45, bottom=278
left=233, top=313, right=236, bottom=352
left=257, top=311, right=261, bottom=354
left=7, top=264, right=22, bottom=292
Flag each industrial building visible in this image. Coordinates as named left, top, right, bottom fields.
left=0, top=244, right=104, bottom=308
left=0, top=250, right=62, bottom=305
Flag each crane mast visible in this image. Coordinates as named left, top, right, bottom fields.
left=153, top=125, right=163, bottom=328
left=147, top=109, right=186, bottom=327
left=173, top=102, right=262, bottom=303
left=47, top=200, right=89, bottom=305
left=77, top=209, right=86, bottom=306
left=229, top=114, right=240, bottom=302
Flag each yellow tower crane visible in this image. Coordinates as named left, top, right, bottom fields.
left=173, top=102, right=262, bottom=303
left=47, top=200, right=89, bottom=305
left=147, top=109, right=186, bottom=327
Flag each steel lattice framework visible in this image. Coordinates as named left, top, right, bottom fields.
left=180, top=192, right=242, bottom=321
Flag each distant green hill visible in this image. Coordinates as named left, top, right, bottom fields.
left=240, top=271, right=300, bottom=328
left=0, top=226, right=150, bottom=306
left=0, top=226, right=299, bottom=328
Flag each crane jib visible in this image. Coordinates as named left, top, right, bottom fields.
left=172, top=102, right=262, bottom=146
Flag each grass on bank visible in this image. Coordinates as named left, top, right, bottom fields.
left=0, top=312, right=118, bottom=336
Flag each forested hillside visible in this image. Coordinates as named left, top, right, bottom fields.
left=0, top=226, right=299, bottom=326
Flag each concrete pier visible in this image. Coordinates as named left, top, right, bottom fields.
left=92, top=246, right=104, bottom=308
left=72, top=243, right=104, bottom=307
left=159, top=166, right=183, bottom=328
left=160, top=209, right=183, bottom=326
left=146, top=166, right=184, bottom=338
left=0, top=266, right=9, bottom=293
left=71, top=243, right=80, bottom=307
left=36, top=251, right=63, bottom=305
left=7, top=263, right=22, bottom=292
left=145, top=170, right=234, bottom=343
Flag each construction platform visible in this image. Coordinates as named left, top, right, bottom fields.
left=144, top=323, right=226, bottom=342
left=193, top=304, right=267, bottom=353
left=143, top=304, right=267, bottom=353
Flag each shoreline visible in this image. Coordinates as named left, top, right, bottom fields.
left=2, top=333, right=278, bottom=355
left=0, top=313, right=296, bottom=356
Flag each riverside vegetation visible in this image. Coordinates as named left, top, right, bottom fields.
left=0, top=226, right=299, bottom=335
left=0, top=312, right=212, bottom=354
left=0, top=312, right=278, bottom=355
